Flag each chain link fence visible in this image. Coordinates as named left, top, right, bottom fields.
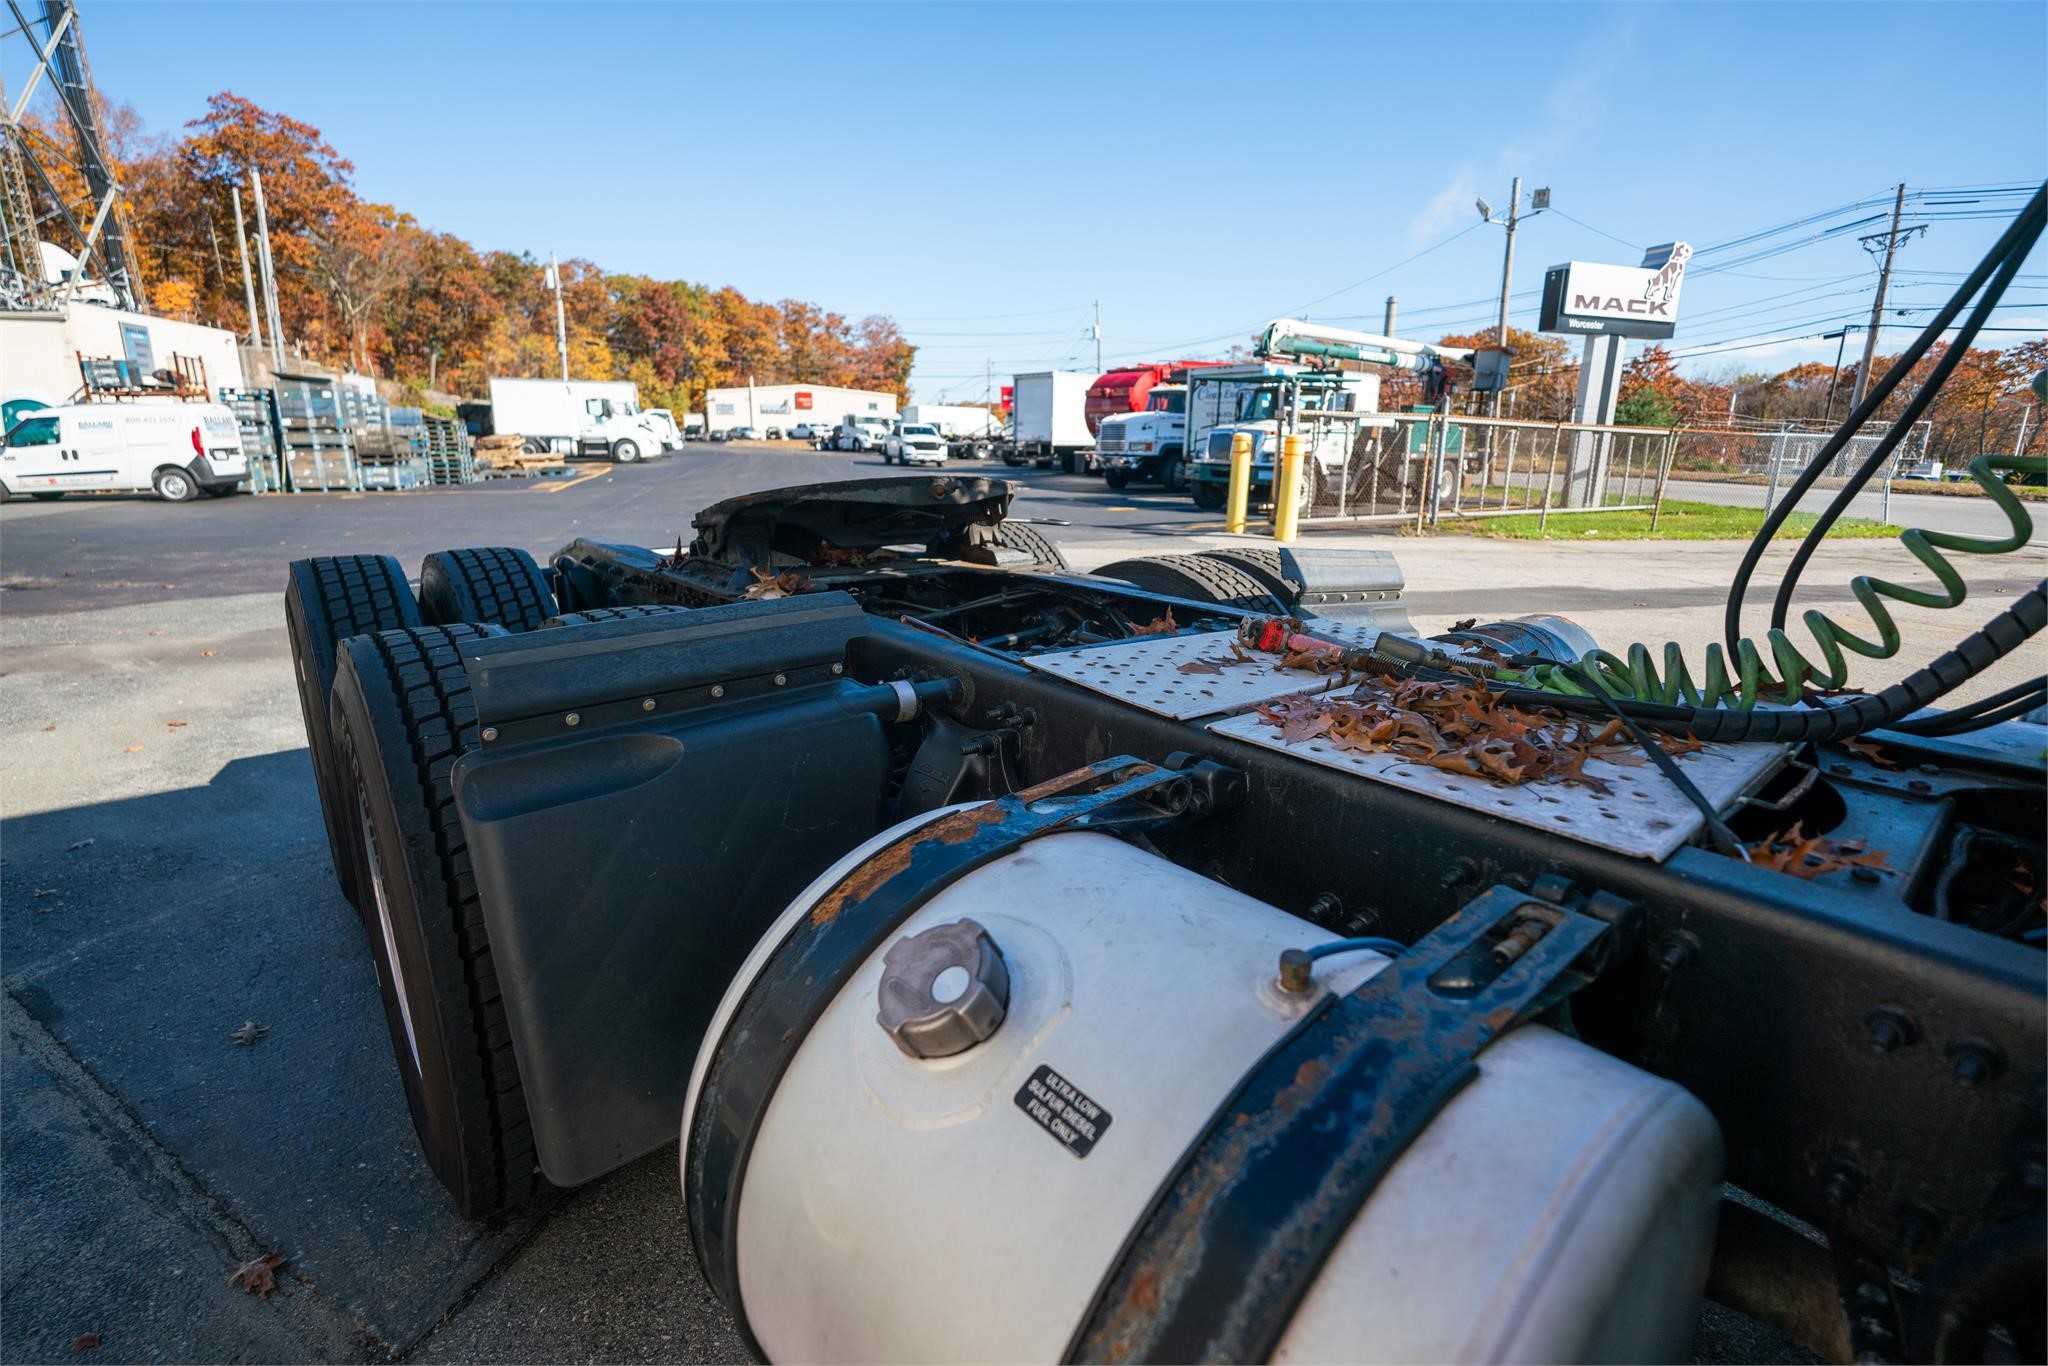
left=1666, top=420, right=1933, bottom=523
left=1299, top=413, right=1679, bottom=529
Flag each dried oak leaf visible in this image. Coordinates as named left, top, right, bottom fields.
left=167, top=720, right=188, bottom=730
left=742, top=566, right=807, bottom=601
left=71, top=1333, right=99, bottom=1353
left=1177, top=659, right=1224, bottom=675
left=1743, top=821, right=1892, bottom=880
left=1130, top=607, right=1178, bottom=637
left=39, top=723, right=55, bottom=733
left=122, top=746, right=143, bottom=754
left=229, top=1020, right=270, bottom=1046
left=1841, top=738, right=1901, bottom=770
left=227, top=1252, right=284, bottom=1300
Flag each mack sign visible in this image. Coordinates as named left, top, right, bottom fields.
left=1538, top=241, right=1691, bottom=340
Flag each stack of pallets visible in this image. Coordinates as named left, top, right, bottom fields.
left=273, top=373, right=360, bottom=493
left=422, top=415, right=476, bottom=485
left=474, top=434, right=567, bottom=478
left=353, top=406, right=431, bottom=491
left=218, top=387, right=283, bottom=493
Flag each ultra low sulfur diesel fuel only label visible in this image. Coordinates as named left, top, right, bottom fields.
left=1015, top=1064, right=1112, bottom=1158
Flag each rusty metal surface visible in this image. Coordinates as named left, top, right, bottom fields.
left=684, top=756, right=1223, bottom=1353
left=1065, top=886, right=1615, bottom=1364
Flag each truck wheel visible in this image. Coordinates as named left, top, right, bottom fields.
left=1191, top=482, right=1227, bottom=511
left=1196, top=549, right=1307, bottom=609
left=328, top=624, right=540, bottom=1220
left=1092, top=554, right=1285, bottom=613
left=30, top=491, right=65, bottom=501
left=285, top=555, right=423, bottom=913
left=1001, top=451, right=1026, bottom=467
left=418, top=547, right=558, bottom=633
left=1103, top=469, right=1131, bottom=491
left=612, top=439, right=641, bottom=463
left=1162, top=452, right=1186, bottom=492
left=154, top=467, right=199, bottom=502
left=993, top=520, right=1069, bottom=571
left=1060, top=452, right=1077, bottom=475
left=539, top=604, right=693, bottom=628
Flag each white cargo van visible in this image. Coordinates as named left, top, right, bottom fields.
left=0, top=402, right=248, bottom=503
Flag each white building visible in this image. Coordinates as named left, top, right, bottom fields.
left=0, top=299, right=247, bottom=404
left=704, top=383, right=897, bottom=432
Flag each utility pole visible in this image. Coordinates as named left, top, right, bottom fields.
left=1383, top=296, right=1397, bottom=336
left=546, top=252, right=569, bottom=381
left=1476, top=179, right=1546, bottom=415
left=1847, top=184, right=1909, bottom=415
left=249, top=170, right=285, bottom=366
left=1092, top=300, right=1102, bottom=373
left=231, top=186, right=261, bottom=350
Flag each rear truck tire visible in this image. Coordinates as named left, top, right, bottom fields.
left=30, top=491, right=65, bottom=501
left=1060, top=452, right=1077, bottom=475
left=992, top=520, right=1069, bottom=571
left=154, top=466, right=199, bottom=502
left=520, top=437, right=548, bottom=456
left=1162, top=451, right=1186, bottom=493
left=612, top=439, right=641, bottom=464
left=1103, top=469, right=1131, bottom=490
left=1195, top=547, right=1305, bottom=608
left=539, top=604, right=693, bottom=628
left=1091, top=553, right=1286, bottom=613
left=418, top=546, right=558, bottom=633
left=328, top=624, right=540, bottom=1220
left=1001, top=450, right=1026, bottom=467
left=285, top=555, right=423, bottom=913
left=1191, top=480, right=1227, bottom=511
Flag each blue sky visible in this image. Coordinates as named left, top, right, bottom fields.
left=28, top=1, right=2048, bottom=401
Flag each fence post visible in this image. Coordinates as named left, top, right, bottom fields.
left=1427, top=407, right=1450, bottom=529
left=1651, top=429, right=1678, bottom=532
left=1225, top=432, right=1253, bottom=535
left=1539, top=424, right=1563, bottom=531
left=1763, top=425, right=1787, bottom=512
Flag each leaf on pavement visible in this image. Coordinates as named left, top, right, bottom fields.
left=71, top=1333, right=99, bottom=1353
left=167, top=720, right=188, bottom=729
left=229, top=1021, right=270, bottom=1046
left=227, top=1252, right=285, bottom=1300
left=123, top=746, right=143, bottom=754
left=65, top=839, right=93, bottom=852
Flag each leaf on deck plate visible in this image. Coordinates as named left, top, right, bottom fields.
left=1841, top=738, right=1901, bottom=770
left=227, top=1252, right=285, bottom=1300
left=1130, top=607, right=1178, bottom=637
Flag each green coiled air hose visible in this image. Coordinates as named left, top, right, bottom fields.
left=1504, top=452, right=2044, bottom=716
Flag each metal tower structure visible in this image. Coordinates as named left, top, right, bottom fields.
left=1, top=0, right=144, bottom=310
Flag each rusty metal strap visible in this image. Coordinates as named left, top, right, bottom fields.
left=685, top=756, right=1202, bottom=1351
left=1065, top=885, right=1615, bottom=1365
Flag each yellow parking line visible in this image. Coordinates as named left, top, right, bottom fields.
left=536, top=468, right=609, bottom=493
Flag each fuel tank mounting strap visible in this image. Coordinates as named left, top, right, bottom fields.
left=1064, top=884, right=1623, bottom=1366
left=685, top=755, right=1242, bottom=1350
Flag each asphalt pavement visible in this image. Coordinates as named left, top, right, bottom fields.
left=2, top=441, right=2037, bottom=1362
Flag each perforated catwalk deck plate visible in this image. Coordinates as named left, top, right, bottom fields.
left=1208, top=705, right=1788, bottom=861
left=1021, top=631, right=1357, bottom=720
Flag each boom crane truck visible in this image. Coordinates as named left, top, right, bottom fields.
left=1183, top=319, right=1474, bottom=511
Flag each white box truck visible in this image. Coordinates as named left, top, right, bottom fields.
left=1001, top=371, right=1095, bottom=472
left=485, top=379, right=675, bottom=463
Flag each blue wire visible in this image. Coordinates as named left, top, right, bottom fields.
left=1305, top=937, right=1407, bottom=961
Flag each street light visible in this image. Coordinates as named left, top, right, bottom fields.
left=1477, top=180, right=1550, bottom=416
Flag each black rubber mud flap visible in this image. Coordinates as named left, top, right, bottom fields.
left=284, top=555, right=421, bottom=912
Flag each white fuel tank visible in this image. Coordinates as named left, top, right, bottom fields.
left=682, top=813, right=1722, bottom=1364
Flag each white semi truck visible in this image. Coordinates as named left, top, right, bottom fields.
left=485, top=379, right=678, bottom=463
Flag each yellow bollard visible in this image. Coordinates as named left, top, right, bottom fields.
left=1224, top=432, right=1253, bottom=535
left=1273, top=434, right=1304, bottom=543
